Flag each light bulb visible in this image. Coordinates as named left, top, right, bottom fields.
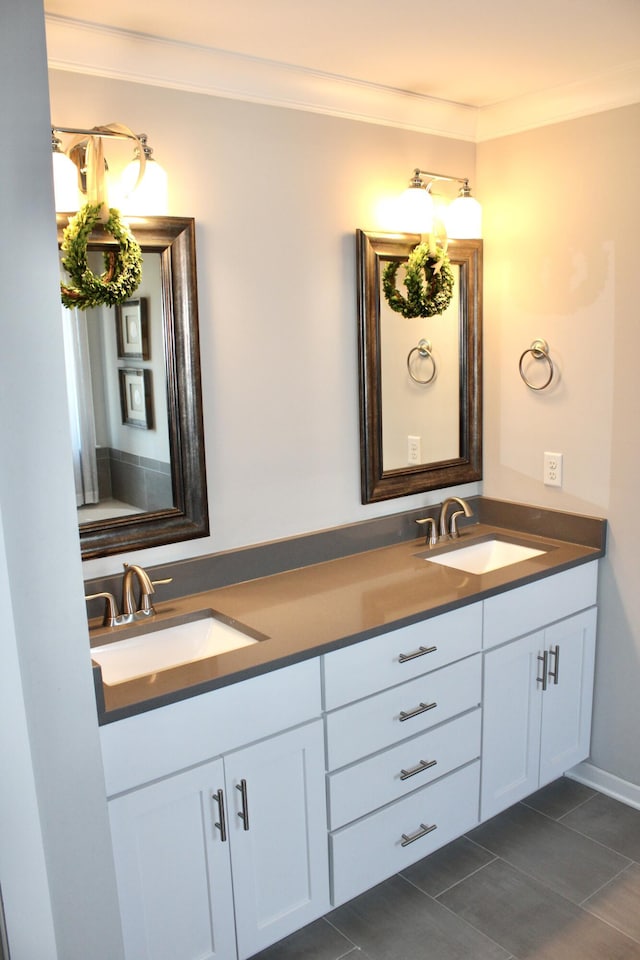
left=397, top=186, right=434, bottom=234
left=52, top=148, right=80, bottom=212
left=446, top=193, right=482, bottom=239
left=119, top=157, right=168, bottom=216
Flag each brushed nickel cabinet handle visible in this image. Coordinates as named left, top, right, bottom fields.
left=548, top=644, right=560, bottom=685
left=212, top=788, right=227, bottom=842
left=537, top=650, right=549, bottom=691
left=400, top=759, right=437, bottom=781
left=399, top=701, right=437, bottom=722
left=398, top=645, right=437, bottom=663
left=401, top=822, right=437, bottom=847
left=236, top=779, right=250, bottom=831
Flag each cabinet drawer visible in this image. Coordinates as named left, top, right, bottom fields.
left=483, top=562, right=598, bottom=649
left=325, top=654, right=481, bottom=770
left=328, top=708, right=480, bottom=829
left=100, top=658, right=322, bottom=796
left=322, top=602, right=482, bottom=710
left=330, top=761, right=480, bottom=906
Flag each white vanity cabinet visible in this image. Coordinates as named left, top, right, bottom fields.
left=100, top=660, right=330, bottom=960
left=107, top=756, right=235, bottom=960
left=97, top=554, right=602, bottom=956
left=480, top=563, right=598, bottom=820
left=322, top=603, right=483, bottom=906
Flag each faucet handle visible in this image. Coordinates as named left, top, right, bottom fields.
left=139, top=577, right=173, bottom=614
left=416, top=517, right=438, bottom=546
left=85, top=592, right=119, bottom=627
left=449, top=505, right=474, bottom=539
left=448, top=511, right=465, bottom=539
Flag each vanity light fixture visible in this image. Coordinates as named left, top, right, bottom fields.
left=400, top=168, right=482, bottom=239
left=51, top=124, right=168, bottom=215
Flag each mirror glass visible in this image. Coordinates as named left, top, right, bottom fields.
left=58, top=215, right=209, bottom=558
left=357, top=230, right=482, bottom=502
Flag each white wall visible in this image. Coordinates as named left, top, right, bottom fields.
left=478, top=104, right=640, bottom=785
left=48, top=70, right=480, bottom=579
left=0, top=2, right=124, bottom=957
left=0, top=508, right=56, bottom=960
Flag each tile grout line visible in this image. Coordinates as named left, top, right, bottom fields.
left=579, top=861, right=635, bottom=907
left=400, top=853, right=499, bottom=899
left=324, top=915, right=360, bottom=956
left=578, top=861, right=640, bottom=946
left=438, top=854, right=640, bottom=956
left=428, top=869, right=516, bottom=959
left=553, top=815, right=638, bottom=866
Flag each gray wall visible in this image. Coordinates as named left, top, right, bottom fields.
left=0, top=1, right=124, bottom=957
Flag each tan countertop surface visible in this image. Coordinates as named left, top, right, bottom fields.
left=90, top=520, right=603, bottom=723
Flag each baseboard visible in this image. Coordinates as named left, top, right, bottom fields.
left=567, top=761, right=640, bottom=811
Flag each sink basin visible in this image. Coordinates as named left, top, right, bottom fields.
left=91, top=611, right=263, bottom=685
left=424, top=538, right=547, bottom=575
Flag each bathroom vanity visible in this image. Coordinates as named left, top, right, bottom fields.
left=89, top=500, right=604, bottom=960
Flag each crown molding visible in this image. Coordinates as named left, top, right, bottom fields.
left=46, top=15, right=640, bottom=144
left=45, top=16, right=478, bottom=141
left=477, top=60, right=640, bottom=141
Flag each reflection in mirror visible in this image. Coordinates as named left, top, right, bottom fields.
left=381, top=265, right=461, bottom=468
left=357, top=231, right=482, bottom=503
left=58, top=216, right=209, bottom=558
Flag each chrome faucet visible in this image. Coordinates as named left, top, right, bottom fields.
left=122, top=563, right=157, bottom=618
left=86, top=564, right=173, bottom=627
left=438, top=497, right=473, bottom=541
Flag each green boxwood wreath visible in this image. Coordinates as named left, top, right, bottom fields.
left=60, top=203, right=143, bottom=310
left=382, top=241, right=455, bottom=318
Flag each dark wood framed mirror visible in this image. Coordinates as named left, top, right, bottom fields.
left=357, top=230, right=482, bottom=503
left=58, top=215, right=209, bottom=558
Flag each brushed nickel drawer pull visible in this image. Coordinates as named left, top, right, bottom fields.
left=212, top=789, right=227, bottom=842
left=400, top=759, right=437, bottom=781
left=236, top=779, right=250, bottom=831
left=401, top=822, right=437, bottom=847
left=398, top=645, right=437, bottom=663
left=548, top=644, right=560, bottom=685
left=537, top=650, right=549, bottom=691
left=399, top=701, right=437, bottom=722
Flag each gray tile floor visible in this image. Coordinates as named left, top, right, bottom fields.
left=249, top=778, right=640, bottom=960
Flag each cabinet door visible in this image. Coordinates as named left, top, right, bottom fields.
left=108, top=758, right=236, bottom=960
left=481, top=632, right=544, bottom=820
left=539, top=608, right=597, bottom=786
left=225, top=720, right=330, bottom=960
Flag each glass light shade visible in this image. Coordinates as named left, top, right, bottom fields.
left=446, top=194, right=482, bottom=239
left=119, top=158, right=168, bottom=216
left=397, top=186, right=434, bottom=234
left=52, top=150, right=80, bottom=212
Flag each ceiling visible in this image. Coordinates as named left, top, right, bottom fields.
left=44, top=0, right=640, bottom=140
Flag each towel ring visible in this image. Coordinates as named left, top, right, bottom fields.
left=407, top=338, right=437, bottom=385
left=519, top=339, right=554, bottom=391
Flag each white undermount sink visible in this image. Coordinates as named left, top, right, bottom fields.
left=425, top=538, right=546, bottom=575
left=91, top=612, right=261, bottom=685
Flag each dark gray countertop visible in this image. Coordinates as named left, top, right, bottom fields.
left=90, top=500, right=606, bottom=724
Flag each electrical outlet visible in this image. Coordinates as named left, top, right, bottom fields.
left=408, top=435, right=421, bottom=464
left=544, top=451, right=563, bottom=487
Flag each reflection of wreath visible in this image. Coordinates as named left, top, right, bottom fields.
left=60, top=203, right=142, bottom=310
left=382, top=241, right=454, bottom=318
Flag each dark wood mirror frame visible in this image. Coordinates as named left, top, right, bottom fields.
left=357, top=230, right=483, bottom=503
left=58, top=214, right=209, bottom=559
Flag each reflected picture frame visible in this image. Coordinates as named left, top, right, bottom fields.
left=116, top=297, right=149, bottom=359
left=119, top=367, right=154, bottom=429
